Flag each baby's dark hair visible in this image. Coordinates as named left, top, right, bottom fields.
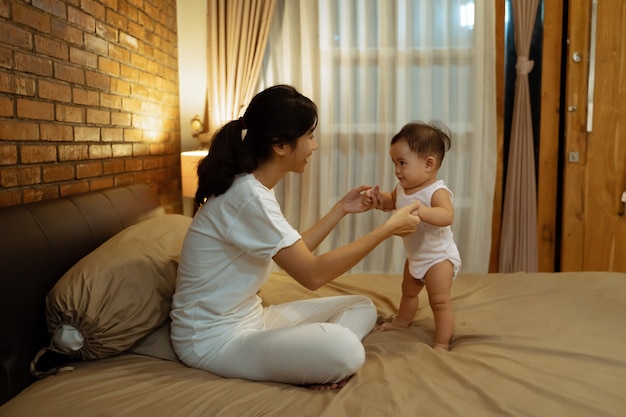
left=195, top=85, right=318, bottom=205
left=390, top=121, right=451, bottom=168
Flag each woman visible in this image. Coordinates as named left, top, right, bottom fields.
left=170, top=85, right=421, bottom=390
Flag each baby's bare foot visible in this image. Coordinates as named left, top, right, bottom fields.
left=378, top=320, right=410, bottom=331
left=433, top=342, right=449, bottom=351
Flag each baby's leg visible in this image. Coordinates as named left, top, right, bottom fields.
left=424, top=260, right=454, bottom=350
left=379, top=259, right=424, bottom=331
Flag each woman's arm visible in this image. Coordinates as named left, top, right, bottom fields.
left=273, top=200, right=421, bottom=290
left=300, top=185, right=372, bottom=251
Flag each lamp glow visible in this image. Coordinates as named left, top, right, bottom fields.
left=180, top=150, right=208, bottom=198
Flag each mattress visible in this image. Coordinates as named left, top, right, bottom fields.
left=1, top=271, right=625, bottom=417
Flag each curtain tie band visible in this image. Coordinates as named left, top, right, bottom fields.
left=515, top=56, right=534, bottom=75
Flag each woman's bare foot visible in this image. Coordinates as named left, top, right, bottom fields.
left=378, top=319, right=410, bottom=331
left=305, top=376, right=351, bottom=391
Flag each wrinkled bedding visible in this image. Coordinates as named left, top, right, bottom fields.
left=2, top=271, right=625, bottom=417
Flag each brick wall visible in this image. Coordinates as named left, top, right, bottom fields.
left=0, top=0, right=181, bottom=213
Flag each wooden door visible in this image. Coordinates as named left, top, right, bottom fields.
left=562, top=0, right=626, bottom=271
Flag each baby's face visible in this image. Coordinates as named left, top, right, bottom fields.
left=390, top=140, right=433, bottom=192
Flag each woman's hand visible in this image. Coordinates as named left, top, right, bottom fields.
left=340, top=185, right=374, bottom=214
left=384, top=200, right=421, bottom=237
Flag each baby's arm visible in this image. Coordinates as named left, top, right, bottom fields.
left=418, top=188, right=454, bottom=227
left=366, top=186, right=396, bottom=211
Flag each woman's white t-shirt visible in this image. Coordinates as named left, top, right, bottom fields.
left=170, top=173, right=301, bottom=364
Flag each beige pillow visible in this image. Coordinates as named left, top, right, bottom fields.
left=42, top=214, right=191, bottom=362
left=128, top=318, right=179, bottom=362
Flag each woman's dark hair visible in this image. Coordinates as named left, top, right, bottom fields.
left=195, top=85, right=318, bottom=205
left=390, top=121, right=451, bottom=168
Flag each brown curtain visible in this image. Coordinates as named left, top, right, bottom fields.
left=205, top=0, right=277, bottom=136
left=498, top=0, right=539, bottom=273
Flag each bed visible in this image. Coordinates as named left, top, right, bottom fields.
left=1, top=184, right=625, bottom=417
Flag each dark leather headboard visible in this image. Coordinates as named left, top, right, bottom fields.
left=0, top=184, right=164, bottom=405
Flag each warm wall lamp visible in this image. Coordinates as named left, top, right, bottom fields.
left=191, top=115, right=204, bottom=137
left=180, top=150, right=208, bottom=198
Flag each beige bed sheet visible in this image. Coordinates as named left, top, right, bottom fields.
left=2, top=271, right=625, bottom=417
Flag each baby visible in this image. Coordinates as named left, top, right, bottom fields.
left=364, top=121, right=461, bottom=351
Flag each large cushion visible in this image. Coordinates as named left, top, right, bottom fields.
left=32, top=214, right=191, bottom=373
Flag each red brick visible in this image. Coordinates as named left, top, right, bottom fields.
left=132, top=142, right=149, bottom=155
left=0, top=72, right=36, bottom=96
left=100, top=92, right=121, bottom=109
left=60, top=181, right=89, bottom=196
left=128, top=21, right=144, bottom=40
left=67, top=6, right=95, bottom=32
left=120, top=64, right=139, bottom=81
left=17, top=99, right=54, bottom=120
left=33, top=0, right=67, bottom=19
left=42, top=164, right=74, bottom=182
left=106, top=8, right=127, bottom=30
left=0, top=22, right=33, bottom=49
left=108, top=44, right=129, bottom=63
left=124, top=128, right=142, bottom=143
left=21, top=144, right=57, bottom=164
left=102, top=127, right=123, bottom=142
left=15, top=52, right=53, bottom=76
left=85, top=70, right=110, bottom=89
left=111, top=143, right=132, bottom=156
left=13, top=3, right=51, bottom=33
left=89, top=176, right=114, bottom=190
left=69, top=47, right=97, bottom=68
left=72, top=87, right=99, bottom=106
left=34, top=35, right=68, bottom=60
left=0, top=165, right=41, bottom=187
left=125, top=158, right=142, bottom=172
left=0, top=144, right=17, bottom=165
left=0, top=96, right=13, bottom=117
left=56, top=104, right=84, bottom=123
left=103, top=158, right=125, bottom=174
left=0, top=46, right=11, bottom=69
left=84, top=33, right=108, bottom=54
left=110, top=78, right=130, bottom=95
left=95, top=21, right=118, bottom=42
left=122, top=97, right=140, bottom=113
left=111, top=111, right=131, bottom=126
left=74, top=126, right=100, bottom=142
left=80, top=0, right=105, bottom=19
left=54, top=62, right=85, bottom=84
left=113, top=173, right=134, bottom=186
left=40, top=123, right=73, bottom=141
left=51, top=20, right=82, bottom=45
left=0, top=121, right=39, bottom=140
left=22, top=185, right=59, bottom=203
left=119, top=32, right=138, bottom=50
left=86, top=108, right=110, bottom=124
left=58, top=144, right=88, bottom=161
left=38, top=80, right=71, bottom=102
left=88, top=144, right=112, bottom=159
left=76, top=161, right=102, bottom=178
left=0, top=189, right=21, bottom=207
left=98, top=56, right=120, bottom=76
left=0, top=0, right=9, bottom=18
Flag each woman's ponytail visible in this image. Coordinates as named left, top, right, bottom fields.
left=195, top=119, right=252, bottom=205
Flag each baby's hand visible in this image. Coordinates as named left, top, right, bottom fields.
left=361, top=188, right=374, bottom=208
left=369, top=186, right=387, bottom=211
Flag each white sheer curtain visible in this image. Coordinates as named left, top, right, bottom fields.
left=258, top=0, right=496, bottom=273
